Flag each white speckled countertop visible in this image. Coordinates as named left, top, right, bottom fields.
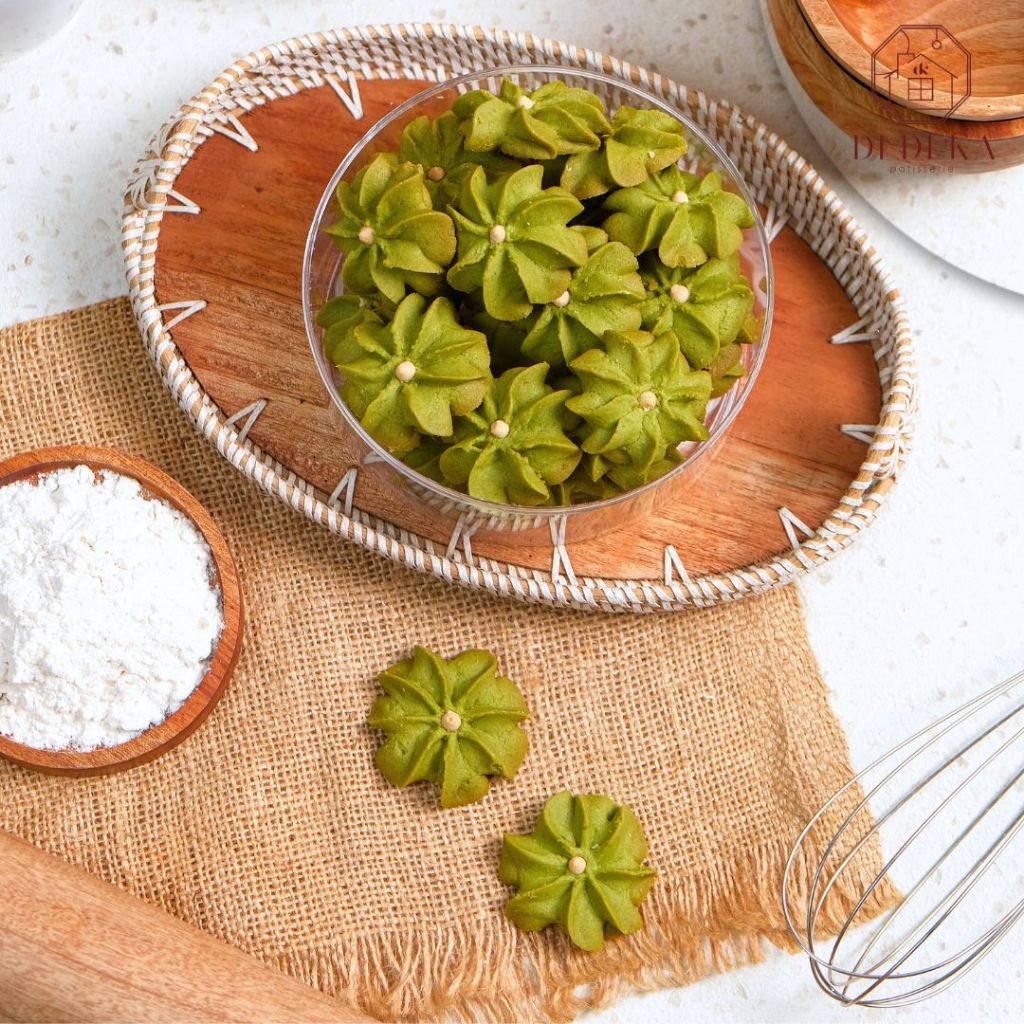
left=2, top=2, right=1024, bottom=1021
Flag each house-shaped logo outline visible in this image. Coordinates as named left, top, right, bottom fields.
left=870, top=24, right=972, bottom=120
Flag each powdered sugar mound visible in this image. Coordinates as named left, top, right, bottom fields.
left=0, top=465, right=223, bottom=750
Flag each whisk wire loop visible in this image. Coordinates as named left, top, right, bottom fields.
left=784, top=667, right=1024, bottom=1007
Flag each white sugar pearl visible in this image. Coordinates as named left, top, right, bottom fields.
left=553, top=290, right=571, bottom=308
left=394, top=360, right=416, bottom=382
left=638, top=390, right=659, bottom=411
left=490, top=419, right=511, bottom=439
left=357, top=225, right=376, bottom=245
left=568, top=856, right=587, bottom=875
left=516, top=95, right=535, bottom=110
left=427, top=165, right=446, bottom=181
left=489, top=224, right=507, bottom=244
left=440, top=710, right=462, bottom=731
left=670, top=283, right=691, bottom=304
left=671, top=189, right=689, bottom=204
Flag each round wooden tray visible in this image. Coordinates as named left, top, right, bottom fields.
left=0, top=446, right=244, bottom=776
left=122, top=25, right=915, bottom=612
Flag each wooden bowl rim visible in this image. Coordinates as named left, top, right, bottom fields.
left=0, top=445, right=244, bottom=777
left=797, top=0, right=1024, bottom=122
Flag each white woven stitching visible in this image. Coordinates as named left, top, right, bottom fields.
left=329, top=467, right=359, bottom=517
left=549, top=515, right=577, bottom=587
left=840, top=424, right=877, bottom=444
left=763, top=203, right=789, bottom=244
left=446, top=513, right=479, bottom=563
left=159, top=188, right=201, bottom=215
left=663, top=544, right=691, bottom=587
left=778, top=506, right=816, bottom=559
left=154, top=299, right=206, bottom=332
left=225, top=398, right=268, bottom=443
left=326, top=71, right=364, bottom=118
left=831, top=313, right=878, bottom=344
left=206, top=113, right=259, bottom=152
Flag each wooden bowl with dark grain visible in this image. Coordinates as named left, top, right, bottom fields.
left=0, top=445, right=244, bottom=777
left=766, top=0, right=1024, bottom=172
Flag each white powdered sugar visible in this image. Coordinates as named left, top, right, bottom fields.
left=0, top=466, right=223, bottom=751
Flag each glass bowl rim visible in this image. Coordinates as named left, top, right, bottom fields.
left=302, top=62, right=775, bottom=520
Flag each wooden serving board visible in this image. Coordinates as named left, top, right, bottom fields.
left=154, top=78, right=880, bottom=582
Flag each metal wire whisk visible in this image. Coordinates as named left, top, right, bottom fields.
left=782, top=668, right=1024, bottom=1008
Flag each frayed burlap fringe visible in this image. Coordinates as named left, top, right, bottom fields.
left=269, top=833, right=898, bottom=1023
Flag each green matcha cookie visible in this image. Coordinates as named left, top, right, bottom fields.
left=708, top=342, right=746, bottom=398
left=327, top=153, right=457, bottom=303
left=317, top=293, right=395, bottom=364
left=547, top=465, right=624, bottom=506
left=399, top=435, right=451, bottom=485
left=639, top=255, right=757, bottom=369
left=561, top=107, right=688, bottom=200
left=369, top=646, right=529, bottom=809
left=447, top=164, right=588, bottom=321
left=453, top=79, right=611, bottom=161
left=398, top=111, right=520, bottom=207
left=333, top=293, right=490, bottom=453
left=440, top=363, right=580, bottom=505
left=499, top=791, right=657, bottom=951
left=567, top=329, right=711, bottom=486
left=573, top=225, right=611, bottom=253
left=521, top=241, right=645, bottom=368
left=603, top=166, right=754, bottom=268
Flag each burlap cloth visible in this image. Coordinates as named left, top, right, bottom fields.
left=0, top=299, right=887, bottom=1022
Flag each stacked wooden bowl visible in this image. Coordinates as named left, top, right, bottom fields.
left=765, top=0, right=1024, bottom=172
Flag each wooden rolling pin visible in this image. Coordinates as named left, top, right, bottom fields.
left=0, top=831, right=371, bottom=1023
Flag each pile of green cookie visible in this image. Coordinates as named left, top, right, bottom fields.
left=319, top=77, right=759, bottom=506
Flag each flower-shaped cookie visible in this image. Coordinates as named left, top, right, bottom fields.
left=603, top=166, right=754, bottom=268
left=567, top=330, right=711, bottom=485
left=453, top=78, right=611, bottom=161
left=440, top=363, right=580, bottom=505
left=327, top=153, right=457, bottom=303
left=398, top=111, right=520, bottom=207
left=639, top=255, right=757, bottom=369
left=499, top=791, right=657, bottom=951
left=708, top=342, right=745, bottom=398
left=369, top=646, right=529, bottom=809
left=546, top=465, right=623, bottom=506
left=317, top=293, right=395, bottom=364
left=399, top=435, right=450, bottom=484
left=447, top=164, right=588, bottom=321
left=333, top=293, right=490, bottom=453
left=561, top=107, right=688, bottom=200
left=521, top=241, right=645, bottom=368
left=573, top=224, right=612, bottom=254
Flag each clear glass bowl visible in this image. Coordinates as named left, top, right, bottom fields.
left=303, top=65, right=774, bottom=545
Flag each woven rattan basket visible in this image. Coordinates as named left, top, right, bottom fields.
left=121, top=24, right=915, bottom=613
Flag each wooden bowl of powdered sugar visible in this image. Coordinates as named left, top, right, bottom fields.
left=0, top=445, right=243, bottom=776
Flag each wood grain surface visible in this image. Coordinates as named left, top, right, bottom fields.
left=154, top=78, right=882, bottom=580
left=799, top=0, right=1024, bottom=120
left=0, top=446, right=243, bottom=777
left=0, top=830, right=369, bottom=1023
left=772, top=0, right=1024, bottom=171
